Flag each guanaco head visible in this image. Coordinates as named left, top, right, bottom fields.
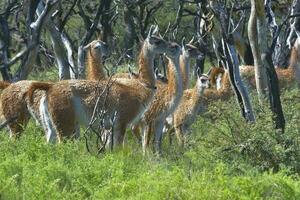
left=84, top=40, right=109, bottom=60
left=154, top=68, right=168, bottom=82
left=144, top=25, right=169, bottom=54
left=165, top=42, right=181, bottom=60
left=196, top=68, right=210, bottom=89
left=207, top=66, right=225, bottom=88
left=181, top=37, right=203, bottom=59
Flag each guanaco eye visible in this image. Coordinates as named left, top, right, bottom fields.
left=153, top=39, right=161, bottom=45
left=94, top=42, right=102, bottom=49
left=200, top=79, right=206, bottom=83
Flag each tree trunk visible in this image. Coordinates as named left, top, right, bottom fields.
left=0, top=15, right=12, bottom=80
left=274, top=0, right=300, bottom=68
left=223, top=40, right=255, bottom=122
left=100, top=0, right=112, bottom=43
left=248, top=0, right=269, bottom=103
left=37, top=2, right=71, bottom=80
left=15, top=0, right=58, bottom=80
left=123, top=6, right=136, bottom=59
left=248, top=0, right=285, bottom=132
left=210, top=0, right=255, bottom=122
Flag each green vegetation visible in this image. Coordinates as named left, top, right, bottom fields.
left=0, top=87, right=299, bottom=199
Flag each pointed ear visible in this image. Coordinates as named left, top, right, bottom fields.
left=296, top=30, right=300, bottom=38
left=83, top=43, right=91, bottom=50
left=147, top=25, right=154, bottom=39
left=206, top=67, right=213, bottom=76
left=196, top=67, right=201, bottom=77
left=152, top=25, right=159, bottom=36
left=188, top=36, right=195, bottom=44
left=181, top=37, right=186, bottom=51
left=154, top=68, right=159, bottom=77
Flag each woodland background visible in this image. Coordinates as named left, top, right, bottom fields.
left=0, top=0, right=300, bottom=199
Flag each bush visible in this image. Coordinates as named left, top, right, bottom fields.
left=188, top=89, right=300, bottom=173
left=0, top=89, right=299, bottom=199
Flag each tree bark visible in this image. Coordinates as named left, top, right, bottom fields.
left=15, top=0, right=58, bottom=80
left=223, top=40, right=255, bottom=122
left=0, top=15, right=11, bottom=80
left=248, top=0, right=285, bottom=132
left=37, top=1, right=71, bottom=80
left=123, top=6, right=136, bottom=59
left=248, top=0, right=269, bottom=103
left=210, top=0, right=255, bottom=122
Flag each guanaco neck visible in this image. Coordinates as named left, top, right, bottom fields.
left=138, top=45, right=156, bottom=89
left=289, top=46, right=300, bottom=86
left=167, top=56, right=183, bottom=109
left=179, top=51, right=191, bottom=90
left=191, top=80, right=206, bottom=110
left=86, top=49, right=106, bottom=80
left=219, top=72, right=232, bottom=97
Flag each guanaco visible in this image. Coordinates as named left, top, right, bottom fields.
left=0, top=39, right=108, bottom=139
left=137, top=42, right=183, bottom=154
left=26, top=26, right=174, bottom=145
left=173, top=72, right=210, bottom=146
left=240, top=37, right=300, bottom=90
left=166, top=67, right=231, bottom=146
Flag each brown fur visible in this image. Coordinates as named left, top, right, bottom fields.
left=0, top=39, right=108, bottom=139
left=179, top=44, right=202, bottom=89
left=209, top=67, right=225, bottom=88
left=173, top=75, right=209, bottom=146
left=203, top=71, right=232, bottom=103
left=240, top=40, right=300, bottom=89
left=137, top=43, right=182, bottom=153
left=0, top=81, right=11, bottom=90
left=0, top=81, right=40, bottom=136
left=28, top=34, right=171, bottom=144
left=85, top=40, right=108, bottom=80
left=26, top=82, right=53, bottom=103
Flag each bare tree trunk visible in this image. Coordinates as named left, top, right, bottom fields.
left=100, top=0, right=112, bottom=43
left=123, top=6, right=136, bottom=59
left=287, top=0, right=300, bottom=49
left=0, top=15, right=11, bottom=80
left=248, top=0, right=269, bottom=103
left=223, top=40, right=255, bottom=122
left=249, top=0, right=285, bottom=132
left=15, top=0, right=58, bottom=80
left=210, top=1, right=255, bottom=122
left=37, top=1, right=71, bottom=80
left=233, top=32, right=254, bottom=65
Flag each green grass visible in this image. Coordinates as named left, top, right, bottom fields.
left=0, top=88, right=300, bottom=199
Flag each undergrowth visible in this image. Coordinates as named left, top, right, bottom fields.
left=0, top=89, right=299, bottom=199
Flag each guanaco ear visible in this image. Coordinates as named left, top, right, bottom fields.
left=188, top=36, right=195, bottom=44
left=181, top=37, right=186, bottom=51
left=147, top=25, right=155, bottom=38
left=154, top=68, right=159, bottom=78
left=206, top=67, right=213, bottom=76
left=83, top=43, right=92, bottom=50
left=196, top=67, right=201, bottom=77
left=296, top=30, right=300, bottom=38
left=152, top=25, right=159, bottom=36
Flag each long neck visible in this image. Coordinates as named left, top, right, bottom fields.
left=191, top=80, right=206, bottom=107
left=219, top=72, right=232, bottom=98
left=289, top=47, right=300, bottom=86
left=167, top=56, right=183, bottom=108
left=138, top=45, right=156, bottom=88
left=86, top=50, right=106, bottom=80
left=179, top=53, right=191, bottom=89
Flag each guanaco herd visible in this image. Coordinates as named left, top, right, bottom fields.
left=0, top=25, right=299, bottom=154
